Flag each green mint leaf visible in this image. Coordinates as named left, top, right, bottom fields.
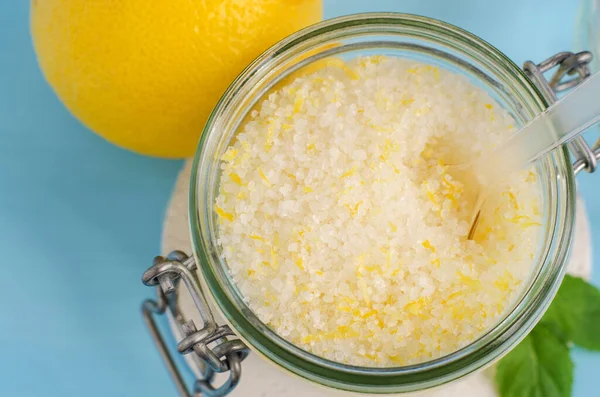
left=496, top=324, right=573, bottom=397
left=542, top=275, right=600, bottom=350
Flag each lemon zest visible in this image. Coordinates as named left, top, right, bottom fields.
left=221, top=147, right=238, bottom=162
left=248, top=234, right=265, bottom=242
left=295, top=257, right=304, bottom=271
left=422, top=239, right=435, bottom=253
left=229, top=172, right=245, bottom=186
left=294, top=95, right=305, bottom=113
left=344, top=200, right=363, bottom=217
left=258, top=167, right=271, bottom=186
left=340, top=166, right=357, bottom=179
left=215, top=206, right=234, bottom=222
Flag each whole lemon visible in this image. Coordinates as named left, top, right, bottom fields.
left=31, top=0, right=322, bottom=158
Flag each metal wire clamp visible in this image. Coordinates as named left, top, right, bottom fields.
left=141, top=251, right=249, bottom=397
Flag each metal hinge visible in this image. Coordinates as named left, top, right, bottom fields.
left=141, top=251, right=249, bottom=397
left=524, top=51, right=599, bottom=175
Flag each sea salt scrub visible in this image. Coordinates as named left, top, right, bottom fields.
left=214, top=56, right=542, bottom=367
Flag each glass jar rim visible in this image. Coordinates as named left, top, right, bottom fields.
left=189, top=13, right=576, bottom=393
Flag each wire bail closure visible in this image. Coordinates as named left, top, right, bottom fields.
left=141, top=251, right=249, bottom=397
left=524, top=51, right=598, bottom=174
left=141, top=51, right=596, bottom=397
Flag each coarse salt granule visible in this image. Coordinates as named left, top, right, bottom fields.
left=214, top=56, right=542, bottom=367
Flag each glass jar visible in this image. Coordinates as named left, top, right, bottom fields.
left=142, top=13, right=598, bottom=397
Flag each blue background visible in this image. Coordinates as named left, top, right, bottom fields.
left=1, top=0, right=598, bottom=396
